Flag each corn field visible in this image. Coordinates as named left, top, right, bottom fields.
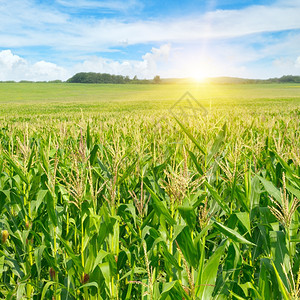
left=0, top=102, right=300, bottom=299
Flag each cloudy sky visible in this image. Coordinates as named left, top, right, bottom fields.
left=0, top=0, right=300, bottom=81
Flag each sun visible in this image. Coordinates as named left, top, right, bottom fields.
left=188, top=58, right=215, bottom=82
left=190, top=66, right=210, bottom=83
left=192, top=73, right=207, bottom=82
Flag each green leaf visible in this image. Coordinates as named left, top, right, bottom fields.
left=196, top=242, right=227, bottom=299
left=16, top=282, right=26, bottom=300
left=26, top=145, right=35, bottom=173
left=235, top=212, right=251, bottom=235
left=0, top=250, right=25, bottom=278
left=175, top=226, right=198, bottom=268
left=174, top=116, right=206, bottom=155
left=0, top=255, right=4, bottom=274
left=86, top=122, right=92, bottom=150
left=118, top=157, right=138, bottom=184
left=271, top=261, right=290, bottom=300
left=286, top=184, right=300, bottom=199
left=39, top=145, right=49, bottom=173
left=269, top=231, right=289, bottom=288
left=178, top=205, right=197, bottom=229
left=119, top=266, right=147, bottom=281
left=257, top=176, right=281, bottom=203
left=205, top=182, right=230, bottom=214
left=98, top=262, right=110, bottom=287
left=93, top=251, right=109, bottom=271
left=187, top=150, right=204, bottom=175
left=59, top=238, right=84, bottom=273
left=41, top=281, right=55, bottom=300
left=35, top=189, right=48, bottom=212
left=239, top=282, right=262, bottom=300
left=34, top=245, right=46, bottom=278
left=78, top=282, right=99, bottom=290
left=250, top=176, right=261, bottom=210
left=46, top=191, right=57, bottom=227
left=160, top=281, right=191, bottom=300
left=212, top=218, right=255, bottom=245
left=89, top=144, right=99, bottom=165
left=195, top=232, right=206, bottom=296
left=207, top=123, right=226, bottom=164
left=272, top=150, right=299, bottom=184
left=229, top=291, right=247, bottom=300
left=145, top=184, right=175, bottom=226
left=3, top=152, right=28, bottom=184
left=159, top=241, right=183, bottom=271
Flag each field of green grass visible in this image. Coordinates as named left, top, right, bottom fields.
left=1, top=82, right=300, bottom=115
left=0, top=82, right=300, bottom=299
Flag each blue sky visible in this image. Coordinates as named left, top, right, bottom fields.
left=0, top=0, right=299, bottom=81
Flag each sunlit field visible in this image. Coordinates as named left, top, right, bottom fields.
left=1, top=82, right=300, bottom=116
left=0, top=82, right=300, bottom=299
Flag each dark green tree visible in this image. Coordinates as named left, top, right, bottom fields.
left=153, top=75, right=161, bottom=84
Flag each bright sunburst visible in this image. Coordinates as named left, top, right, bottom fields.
left=192, top=73, right=207, bottom=82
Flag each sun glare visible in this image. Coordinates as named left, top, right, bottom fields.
left=192, top=74, right=207, bottom=82
left=189, top=58, right=215, bottom=83
left=190, top=65, right=211, bottom=83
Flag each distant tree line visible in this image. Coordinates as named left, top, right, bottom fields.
left=267, top=75, right=300, bottom=83
left=66, top=73, right=300, bottom=84
left=66, top=72, right=161, bottom=84
left=204, top=75, right=300, bottom=84
left=0, top=74, right=300, bottom=84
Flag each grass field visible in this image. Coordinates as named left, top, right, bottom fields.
left=1, top=82, right=300, bottom=115
left=0, top=83, right=300, bottom=299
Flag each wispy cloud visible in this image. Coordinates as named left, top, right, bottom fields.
left=0, top=0, right=67, bottom=27
left=1, top=1, right=300, bottom=50
left=56, top=0, right=141, bottom=12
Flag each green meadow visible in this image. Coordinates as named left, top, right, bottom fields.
left=0, top=82, right=300, bottom=299
left=1, top=82, right=300, bottom=115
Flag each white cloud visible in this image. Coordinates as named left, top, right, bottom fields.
left=0, top=50, right=68, bottom=81
left=0, top=0, right=67, bottom=28
left=30, top=61, right=68, bottom=81
left=74, top=44, right=171, bottom=78
left=56, top=0, right=141, bottom=11
left=0, top=46, right=171, bottom=81
left=0, top=50, right=27, bottom=70
left=0, top=50, right=28, bottom=81
left=0, top=1, right=300, bottom=51
left=295, top=56, right=300, bottom=68
left=47, top=2, right=300, bottom=52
